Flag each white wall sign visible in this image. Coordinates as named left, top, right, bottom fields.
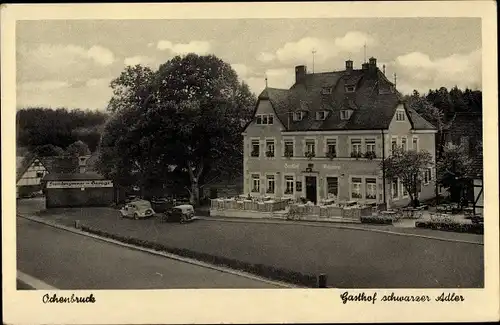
left=284, top=163, right=300, bottom=169
left=322, top=164, right=341, bottom=170
left=47, top=180, right=113, bottom=189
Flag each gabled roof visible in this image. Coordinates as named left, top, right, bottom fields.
left=39, top=156, right=79, bottom=174
left=16, top=154, right=38, bottom=182
left=249, top=64, right=436, bottom=132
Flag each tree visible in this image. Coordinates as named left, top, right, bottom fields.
left=149, top=54, right=255, bottom=204
left=97, top=55, right=256, bottom=204
left=436, top=143, right=474, bottom=205
left=406, top=92, right=454, bottom=158
left=381, top=147, right=434, bottom=207
left=32, top=144, right=65, bottom=157
left=65, top=140, right=91, bottom=157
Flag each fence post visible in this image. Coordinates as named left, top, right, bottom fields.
left=74, top=220, right=81, bottom=229
left=317, top=273, right=327, bottom=288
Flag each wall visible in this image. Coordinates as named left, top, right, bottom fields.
left=46, top=187, right=114, bottom=208
left=473, top=179, right=484, bottom=215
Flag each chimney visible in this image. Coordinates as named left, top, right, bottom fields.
left=345, top=60, right=353, bottom=72
left=368, top=57, right=377, bottom=77
left=369, top=57, right=377, bottom=67
left=362, top=62, right=369, bottom=70
left=295, top=65, right=307, bottom=83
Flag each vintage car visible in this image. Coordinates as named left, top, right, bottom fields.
left=120, top=200, right=155, bottom=219
left=163, top=204, right=196, bottom=223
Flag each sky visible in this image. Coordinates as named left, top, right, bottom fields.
left=16, top=18, right=482, bottom=111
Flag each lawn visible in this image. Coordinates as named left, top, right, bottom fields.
left=26, top=204, right=484, bottom=288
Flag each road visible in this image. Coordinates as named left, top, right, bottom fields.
left=16, top=218, right=281, bottom=289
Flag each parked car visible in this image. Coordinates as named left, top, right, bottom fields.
left=120, top=200, right=155, bottom=219
left=163, top=204, right=196, bottom=223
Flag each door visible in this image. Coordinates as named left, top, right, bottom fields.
left=305, top=176, right=317, bottom=204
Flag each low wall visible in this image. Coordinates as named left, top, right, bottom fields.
left=289, top=204, right=371, bottom=220
left=209, top=209, right=276, bottom=219
left=211, top=199, right=290, bottom=213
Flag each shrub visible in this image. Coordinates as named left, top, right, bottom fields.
left=305, top=151, right=316, bottom=160
left=415, top=221, right=483, bottom=234
left=360, top=216, right=393, bottom=225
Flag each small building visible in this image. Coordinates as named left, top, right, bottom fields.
left=242, top=58, right=437, bottom=208
left=43, top=172, right=114, bottom=208
left=16, top=155, right=79, bottom=198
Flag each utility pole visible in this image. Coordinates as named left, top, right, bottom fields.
left=393, top=73, right=397, bottom=88
left=312, top=49, right=317, bottom=74
left=265, top=74, right=268, bottom=88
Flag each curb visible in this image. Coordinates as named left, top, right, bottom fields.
left=197, top=216, right=484, bottom=245
left=17, top=215, right=299, bottom=289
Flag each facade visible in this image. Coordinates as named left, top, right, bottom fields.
left=242, top=58, right=437, bottom=208
left=44, top=172, right=114, bottom=208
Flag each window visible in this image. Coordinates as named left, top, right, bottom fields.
left=326, top=177, right=338, bottom=198
left=33, top=161, right=40, bottom=167
left=251, top=174, right=260, bottom=193
left=340, top=110, right=351, bottom=120
left=391, top=137, right=398, bottom=152
left=251, top=140, right=260, bottom=157
left=284, top=140, right=294, bottom=157
left=392, top=178, right=399, bottom=199
left=36, top=172, right=44, bottom=178
left=316, top=111, right=327, bottom=120
left=326, top=139, right=337, bottom=158
left=266, top=140, right=275, bottom=157
left=296, top=181, right=302, bottom=192
left=423, top=168, right=432, bottom=185
left=351, top=139, right=362, bottom=157
left=266, top=175, right=275, bottom=194
left=365, top=139, right=376, bottom=155
left=396, top=110, right=405, bottom=121
left=401, top=137, right=407, bottom=151
left=285, top=176, right=294, bottom=195
left=305, top=140, right=316, bottom=156
left=412, top=137, right=419, bottom=151
left=256, top=114, right=274, bottom=125
left=293, top=111, right=304, bottom=121
left=322, top=87, right=332, bottom=94
left=351, top=177, right=362, bottom=199
left=345, top=85, right=355, bottom=93
left=365, top=178, right=377, bottom=200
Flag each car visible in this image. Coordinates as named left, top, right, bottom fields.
left=120, top=200, right=155, bottom=219
left=163, top=204, right=196, bottom=223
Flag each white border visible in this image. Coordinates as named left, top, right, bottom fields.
left=2, top=2, right=499, bottom=324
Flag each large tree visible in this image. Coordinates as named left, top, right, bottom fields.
left=382, top=147, right=434, bottom=207
left=97, top=55, right=255, bottom=204
left=65, top=140, right=91, bottom=157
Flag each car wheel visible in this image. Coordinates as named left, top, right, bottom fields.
left=133, top=213, right=139, bottom=220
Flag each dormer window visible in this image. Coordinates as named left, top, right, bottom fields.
left=316, top=111, right=328, bottom=120
left=256, top=114, right=274, bottom=125
left=345, top=85, right=355, bottom=93
left=322, top=87, right=332, bottom=94
left=396, top=110, right=405, bottom=121
left=293, top=111, right=304, bottom=121
left=340, top=110, right=352, bottom=120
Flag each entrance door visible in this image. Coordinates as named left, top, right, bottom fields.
left=305, top=176, right=317, bottom=204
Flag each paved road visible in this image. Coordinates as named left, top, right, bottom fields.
left=16, top=218, right=280, bottom=289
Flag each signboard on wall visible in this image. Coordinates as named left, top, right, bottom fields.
left=46, top=180, right=113, bottom=189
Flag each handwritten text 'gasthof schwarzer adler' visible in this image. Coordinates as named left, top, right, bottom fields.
left=340, top=291, right=465, bottom=304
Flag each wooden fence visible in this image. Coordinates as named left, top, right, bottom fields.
left=211, top=198, right=291, bottom=212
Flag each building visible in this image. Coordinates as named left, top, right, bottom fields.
left=242, top=58, right=437, bottom=208
left=44, top=172, right=114, bottom=208
left=16, top=155, right=78, bottom=198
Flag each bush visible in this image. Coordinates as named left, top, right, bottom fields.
left=80, top=225, right=318, bottom=287
left=360, top=216, right=393, bottom=225
left=415, top=221, right=483, bottom=234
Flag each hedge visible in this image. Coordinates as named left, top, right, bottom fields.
left=360, top=216, right=393, bottom=225
left=415, top=221, right=483, bottom=234
left=80, top=225, right=317, bottom=287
